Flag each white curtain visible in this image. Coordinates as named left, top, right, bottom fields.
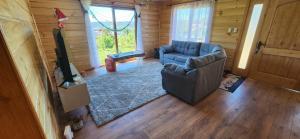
left=135, top=5, right=144, bottom=51
left=170, top=0, right=214, bottom=43
left=80, top=0, right=101, bottom=68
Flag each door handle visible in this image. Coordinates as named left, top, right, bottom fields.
left=255, top=41, right=265, bottom=54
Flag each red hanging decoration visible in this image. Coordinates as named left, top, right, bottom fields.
left=54, top=8, right=68, bottom=28
left=58, top=22, right=65, bottom=28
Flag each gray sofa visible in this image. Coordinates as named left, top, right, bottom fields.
left=160, top=40, right=227, bottom=104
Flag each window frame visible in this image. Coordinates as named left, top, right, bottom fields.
left=170, top=1, right=214, bottom=43
left=93, top=5, right=137, bottom=54
left=92, top=4, right=137, bottom=54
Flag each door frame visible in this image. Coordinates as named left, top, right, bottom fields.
left=232, top=0, right=270, bottom=77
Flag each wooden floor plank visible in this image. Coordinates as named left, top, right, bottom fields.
left=73, top=60, right=300, bottom=139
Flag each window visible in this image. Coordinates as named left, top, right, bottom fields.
left=90, top=6, right=136, bottom=64
left=238, top=4, right=263, bottom=69
left=170, top=1, right=214, bottom=42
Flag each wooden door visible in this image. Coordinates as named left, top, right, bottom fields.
left=250, top=0, right=300, bottom=90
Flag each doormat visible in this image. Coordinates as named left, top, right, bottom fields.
left=219, top=72, right=245, bottom=93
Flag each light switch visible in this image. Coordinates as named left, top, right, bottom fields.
left=227, top=27, right=235, bottom=35
left=233, top=27, right=238, bottom=33
left=227, top=27, right=232, bottom=34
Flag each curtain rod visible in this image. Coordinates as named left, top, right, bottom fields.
left=89, top=0, right=157, bottom=6
left=167, top=0, right=217, bottom=6
left=91, top=3, right=135, bottom=9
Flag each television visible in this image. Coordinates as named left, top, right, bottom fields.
left=53, top=28, right=74, bottom=84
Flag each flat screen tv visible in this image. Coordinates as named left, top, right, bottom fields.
left=53, top=28, right=74, bottom=84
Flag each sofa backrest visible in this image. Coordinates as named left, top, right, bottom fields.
left=199, top=43, right=224, bottom=55
left=199, top=43, right=214, bottom=56
left=184, top=46, right=227, bottom=70
left=172, top=40, right=201, bottom=56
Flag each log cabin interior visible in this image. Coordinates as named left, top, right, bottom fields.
left=0, top=0, right=299, bottom=139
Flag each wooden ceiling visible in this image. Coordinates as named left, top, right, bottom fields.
left=92, top=0, right=171, bottom=5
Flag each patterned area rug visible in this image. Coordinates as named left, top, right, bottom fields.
left=87, top=61, right=166, bottom=126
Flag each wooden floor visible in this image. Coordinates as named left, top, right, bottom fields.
left=74, top=61, right=300, bottom=139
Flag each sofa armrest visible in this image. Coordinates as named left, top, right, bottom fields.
left=161, top=66, right=197, bottom=104
left=186, top=69, right=198, bottom=79
left=160, top=45, right=174, bottom=54
left=192, top=58, right=226, bottom=101
left=159, top=45, right=174, bottom=64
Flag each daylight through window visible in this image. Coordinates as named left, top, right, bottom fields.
left=90, top=6, right=136, bottom=65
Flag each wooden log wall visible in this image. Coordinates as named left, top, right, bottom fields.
left=29, top=0, right=91, bottom=73
left=0, top=32, right=45, bottom=139
left=141, top=4, right=160, bottom=57
left=159, top=0, right=250, bottom=70
left=159, top=3, right=171, bottom=45
left=29, top=0, right=250, bottom=72
left=30, top=0, right=161, bottom=72
left=0, top=0, right=60, bottom=139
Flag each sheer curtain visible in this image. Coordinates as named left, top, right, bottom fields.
left=170, top=0, right=214, bottom=43
left=135, top=5, right=144, bottom=51
left=80, top=0, right=101, bottom=68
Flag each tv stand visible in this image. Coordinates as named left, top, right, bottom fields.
left=58, top=74, right=78, bottom=88
left=54, top=63, right=90, bottom=112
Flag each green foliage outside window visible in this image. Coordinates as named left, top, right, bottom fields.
left=118, top=28, right=136, bottom=53
left=96, top=28, right=136, bottom=65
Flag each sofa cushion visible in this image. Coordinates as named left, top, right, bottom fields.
left=199, top=43, right=222, bottom=56
left=212, top=50, right=227, bottom=60
left=184, top=58, right=194, bottom=70
left=164, top=58, right=186, bottom=66
left=174, top=55, right=191, bottom=63
left=212, top=46, right=222, bottom=52
left=172, top=40, right=200, bottom=56
left=184, top=54, right=216, bottom=70
left=164, top=64, right=186, bottom=75
left=164, top=53, right=177, bottom=60
left=164, top=53, right=192, bottom=63
left=160, top=45, right=174, bottom=53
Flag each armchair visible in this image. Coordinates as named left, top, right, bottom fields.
left=161, top=44, right=226, bottom=105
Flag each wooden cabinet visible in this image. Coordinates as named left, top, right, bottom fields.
left=54, top=64, right=90, bottom=112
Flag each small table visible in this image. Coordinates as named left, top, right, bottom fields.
left=105, top=51, right=145, bottom=72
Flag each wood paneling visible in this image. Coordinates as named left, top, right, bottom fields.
left=265, top=1, right=300, bottom=51
left=141, top=4, right=160, bottom=57
left=0, top=0, right=60, bottom=139
left=30, top=0, right=91, bottom=73
left=74, top=69, right=300, bottom=139
left=159, top=4, right=171, bottom=45
left=158, top=0, right=250, bottom=71
left=31, top=0, right=161, bottom=69
left=263, top=48, right=300, bottom=59
left=30, top=0, right=250, bottom=72
left=92, top=0, right=136, bottom=7
left=0, top=29, right=44, bottom=139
